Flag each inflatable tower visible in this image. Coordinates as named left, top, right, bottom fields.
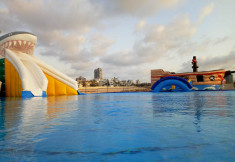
left=0, top=32, right=80, bottom=97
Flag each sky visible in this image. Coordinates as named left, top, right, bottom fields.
left=0, top=0, right=235, bottom=82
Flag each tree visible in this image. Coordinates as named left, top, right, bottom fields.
left=90, top=79, right=99, bottom=87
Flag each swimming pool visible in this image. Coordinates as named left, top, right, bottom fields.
left=0, top=91, right=235, bottom=161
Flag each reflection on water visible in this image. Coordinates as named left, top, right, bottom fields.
left=0, top=96, right=79, bottom=143
left=0, top=97, right=23, bottom=141
left=151, top=91, right=234, bottom=132
left=0, top=91, right=235, bottom=161
left=46, top=96, right=79, bottom=120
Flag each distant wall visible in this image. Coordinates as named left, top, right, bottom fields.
left=79, top=86, right=151, bottom=94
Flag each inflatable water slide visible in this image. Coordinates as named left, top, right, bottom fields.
left=0, top=32, right=81, bottom=97
left=151, top=76, right=193, bottom=92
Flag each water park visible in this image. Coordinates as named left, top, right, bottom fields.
left=1, top=32, right=235, bottom=161
left=0, top=32, right=235, bottom=97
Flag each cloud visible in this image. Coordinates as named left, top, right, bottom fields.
left=90, top=34, right=115, bottom=56
left=178, top=50, right=235, bottom=72
left=0, top=6, right=24, bottom=32
left=177, top=36, right=230, bottom=56
left=37, top=31, right=114, bottom=70
left=37, top=31, right=86, bottom=60
left=101, top=50, right=137, bottom=67
left=2, top=0, right=103, bottom=32
left=144, top=14, right=196, bottom=46
left=0, top=0, right=117, bottom=72
left=197, top=2, right=214, bottom=24
left=1, top=0, right=182, bottom=34
left=0, top=7, right=8, bottom=14
left=199, top=50, right=235, bottom=70
left=101, top=14, right=197, bottom=66
left=102, top=2, right=216, bottom=70
left=135, top=20, right=146, bottom=31
left=94, top=0, right=180, bottom=17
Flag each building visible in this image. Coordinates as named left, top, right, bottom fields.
left=111, top=77, right=119, bottom=86
left=98, top=79, right=108, bottom=86
left=76, top=76, right=87, bottom=88
left=76, top=76, right=86, bottom=81
left=127, top=80, right=133, bottom=86
left=119, top=80, right=127, bottom=86
left=94, top=68, right=103, bottom=80
left=136, top=80, right=140, bottom=85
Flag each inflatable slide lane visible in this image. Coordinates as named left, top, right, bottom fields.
left=0, top=31, right=82, bottom=97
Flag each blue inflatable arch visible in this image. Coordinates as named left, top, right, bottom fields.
left=151, top=76, right=192, bottom=92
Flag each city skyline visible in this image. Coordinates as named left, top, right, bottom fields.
left=78, top=67, right=142, bottom=84
left=0, top=0, right=235, bottom=82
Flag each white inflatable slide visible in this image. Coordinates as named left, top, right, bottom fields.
left=0, top=31, right=80, bottom=97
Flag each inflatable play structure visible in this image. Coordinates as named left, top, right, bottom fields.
left=151, top=76, right=193, bottom=92
left=151, top=57, right=235, bottom=92
left=0, top=31, right=81, bottom=97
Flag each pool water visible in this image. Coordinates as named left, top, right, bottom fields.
left=0, top=91, right=235, bottom=161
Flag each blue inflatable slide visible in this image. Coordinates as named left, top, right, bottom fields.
left=151, top=76, right=192, bottom=92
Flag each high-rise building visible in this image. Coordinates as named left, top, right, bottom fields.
left=94, top=68, right=103, bottom=80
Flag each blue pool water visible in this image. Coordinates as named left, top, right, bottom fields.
left=0, top=91, right=235, bottom=161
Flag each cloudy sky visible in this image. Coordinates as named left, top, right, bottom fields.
left=0, top=0, right=235, bottom=82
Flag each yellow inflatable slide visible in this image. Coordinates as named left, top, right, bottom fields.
left=0, top=32, right=81, bottom=97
